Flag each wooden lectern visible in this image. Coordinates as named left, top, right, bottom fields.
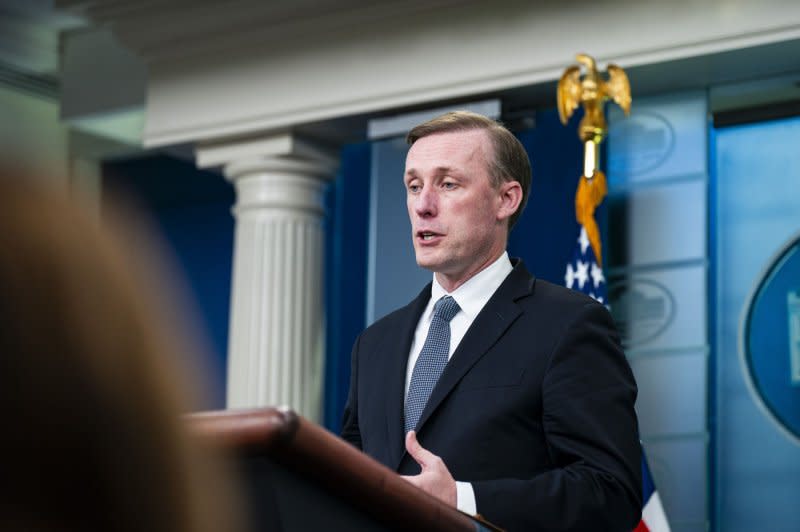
left=187, top=408, right=500, bottom=531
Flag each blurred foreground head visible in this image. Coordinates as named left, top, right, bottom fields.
left=0, top=169, right=244, bottom=532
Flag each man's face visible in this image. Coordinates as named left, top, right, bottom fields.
left=404, top=129, right=513, bottom=291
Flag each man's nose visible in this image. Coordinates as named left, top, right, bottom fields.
left=413, top=187, right=437, bottom=217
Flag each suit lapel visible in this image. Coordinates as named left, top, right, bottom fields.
left=412, top=262, right=535, bottom=438
left=385, top=284, right=431, bottom=470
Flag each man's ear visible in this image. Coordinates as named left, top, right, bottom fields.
left=497, top=180, right=523, bottom=222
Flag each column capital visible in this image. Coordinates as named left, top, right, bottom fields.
left=223, top=156, right=334, bottom=184
left=225, top=162, right=331, bottom=216
left=195, top=131, right=338, bottom=172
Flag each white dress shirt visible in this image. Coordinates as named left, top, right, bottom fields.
left=404, top=251, right=513, bottom=516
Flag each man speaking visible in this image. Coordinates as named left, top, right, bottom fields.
left=341, top=111, right=641, bottom=531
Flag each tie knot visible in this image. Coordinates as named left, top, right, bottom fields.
left=433, top=295, right=460, bottom=323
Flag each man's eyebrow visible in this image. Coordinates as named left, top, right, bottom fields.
left=405, top=166, right=456, bottom=176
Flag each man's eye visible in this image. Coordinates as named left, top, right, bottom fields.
left=442, top=182, right=457, bottom=190
left=408, top=184, right=421, bottom=193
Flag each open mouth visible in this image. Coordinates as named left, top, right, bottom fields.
left=417, top=230, right=442, bottom=242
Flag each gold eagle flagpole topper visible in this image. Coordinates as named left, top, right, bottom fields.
left=557, top=53, right=631, bottom=267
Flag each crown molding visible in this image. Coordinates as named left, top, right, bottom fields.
left=56, top=0, right=800, bottom=149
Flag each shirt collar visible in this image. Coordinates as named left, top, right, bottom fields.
left=427, top=252, right=513, bottom=321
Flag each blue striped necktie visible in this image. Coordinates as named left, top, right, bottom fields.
left=404, top=295, right=461, bottom=433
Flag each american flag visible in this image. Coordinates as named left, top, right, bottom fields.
left=636, top=452, right=671, bottom=532
left=564, top=226, right=606, bottom=303
left=564, top=224, right=670, bottom=532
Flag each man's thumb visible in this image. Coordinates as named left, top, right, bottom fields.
left=405, top=430, right=432, bottom=468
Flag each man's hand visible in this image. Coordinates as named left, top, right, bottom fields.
left=400, top=430, right=457, bottom=507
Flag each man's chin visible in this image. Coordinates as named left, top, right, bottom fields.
left=414, top=253, right=441, bottom=272
left=415, top=260, right=437, bottom=272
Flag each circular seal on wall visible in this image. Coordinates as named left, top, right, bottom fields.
left=608, top=278, right=675, bottom=348
left=741, top=234, right=800, bottom=442
left=607, top=111, right=675, bottom=178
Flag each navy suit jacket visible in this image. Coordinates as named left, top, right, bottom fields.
left=341, top=260, right=641, bottom=531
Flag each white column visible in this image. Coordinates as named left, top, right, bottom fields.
left=198, top=134, right=335, bottom=421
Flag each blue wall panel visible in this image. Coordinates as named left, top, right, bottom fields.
left=324, top=142, right=371, bottom=430
left=712, top=115, right=800, bottom=531
left=506, top=109, right=584, bottom=285
left=607, top=91, right=709, bottom=531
